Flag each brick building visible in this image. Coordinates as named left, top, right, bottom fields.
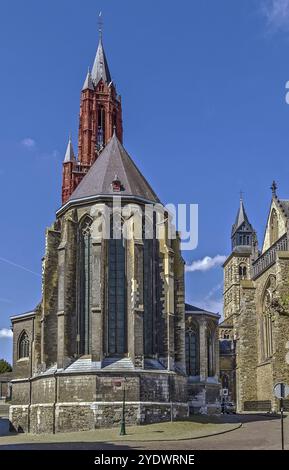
left=9, top=27, right=220, bottom=433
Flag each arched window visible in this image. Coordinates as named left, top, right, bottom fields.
left=223, top=330, right=230, bottom=340
left=79, top=216, right=92, bottom=355
left=239, top=263, right=247, bottom=280
left=185, top=323, right=199, bottom=376
left=107, top=214, right=127, bottom=355
left=143, top=215, right=156, bottom=356
left=260, top=276, right=276, bottom=360
left=18, top=331, right=29, bottom=359
left=97, top=106, right=105, bottom=149
left=270, top=209, right=279, bottom=245
left=261, top=289, right=273, bottom=359
left=207, top=324, right=215, bottom=377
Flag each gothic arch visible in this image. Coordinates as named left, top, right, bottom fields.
left=106, top=214, right=127, bottom=355
left=207, top=322, right=215, bottom=377
left=260, top=275, right=276, bottom=360
left=18, top=330, right=29, bottom=359
left=143, top=213, right=157, bottom=356
left=78, top=215, right=93, bottom=355
left=185, top=319, right=200, bottom=376
left=239, top=263, right=247, bottom=280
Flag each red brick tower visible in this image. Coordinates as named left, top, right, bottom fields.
left=62, top=30, right=123, bottom=204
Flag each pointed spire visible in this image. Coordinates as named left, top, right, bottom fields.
left=232, top=196, right=251, bottom=235
left=64, top=136, right=75, bottom=163
left=91, top=14, right=112, bottom=86
left=231, top=195, right=255, bottom=250
left=82, top=67, right=94, bottom=91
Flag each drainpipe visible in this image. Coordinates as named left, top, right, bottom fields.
left=52, top=370, right=58, bottom=434
left=27, top=316, right=35, bottom=433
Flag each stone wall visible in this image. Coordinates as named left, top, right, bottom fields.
left=41, top=224, right=61, bottom=367
left=9, top=371, right=188, bottom=433
left=11, top=380, right=30, bottom=405
left=219, top=354, right=236, bottom=402
left=31, top=377, right=55, bottom=404
left=187, top=380, right=220, bottom=414
left=235, top=281, right=258, bottom=412
left=12, top=316, right=34, bottom=379
left=11, top=401, right=188, bottom=434
left=223, top=253, right=251, bottom=320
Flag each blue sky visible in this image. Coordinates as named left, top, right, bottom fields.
left=1, top=0, right=289, bottom=363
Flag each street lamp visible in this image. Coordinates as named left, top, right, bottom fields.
left=120, top=377, right=127, bottom=436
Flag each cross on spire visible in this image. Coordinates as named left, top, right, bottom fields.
left=271, top=180, right=277, bottom=197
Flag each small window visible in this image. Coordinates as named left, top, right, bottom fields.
left=239, top=264, right=247, bottom=280
left=207, top=325, right=215, bottom=377
left=18, top=331, right=29, bottom=359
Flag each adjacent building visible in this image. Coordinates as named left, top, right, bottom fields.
left=221, top=186, right=289, bottom=412
left=185, top=304, right=220, bottom=414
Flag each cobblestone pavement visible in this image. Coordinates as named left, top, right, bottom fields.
left=0, top=414, right=288, bottom=450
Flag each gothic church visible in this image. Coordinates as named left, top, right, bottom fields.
left=9, top=29, right=220, bottom=433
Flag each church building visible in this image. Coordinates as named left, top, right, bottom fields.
left=221, top=185, right=289, bottom=412
left=9, top=28, right=220, bottom=433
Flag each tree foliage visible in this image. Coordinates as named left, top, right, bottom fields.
left=0, top=359, right=12, bottom=374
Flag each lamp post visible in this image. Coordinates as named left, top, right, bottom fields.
left=120, top=378, right=127, bottom=436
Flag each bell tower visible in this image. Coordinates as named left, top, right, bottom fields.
left=62, top=23, right=123, bottom=204
left=223, top=196, right=258, bottom=321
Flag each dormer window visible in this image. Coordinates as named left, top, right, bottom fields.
left=112, top=175, right=121, bottom=192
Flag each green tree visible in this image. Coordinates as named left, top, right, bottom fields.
left=0, top=359, right=12, bottom=374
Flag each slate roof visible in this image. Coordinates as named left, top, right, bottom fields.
left=63, top=137, right=75, bottom=163
left=82, top=69, right=94, bottom=91
left=35, top=357, right=166, bottom=376
left=232, top=199, right=251, bottom=235
left=185, top=303, right=219, bottom=317
left=69, top=133, right=160, bottom=203
left=91, top=38, right=112, bottom=85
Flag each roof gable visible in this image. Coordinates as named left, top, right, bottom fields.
left=262, top=197, right=288, bottom=253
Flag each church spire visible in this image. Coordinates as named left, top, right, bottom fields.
left=62, top=18, right=123, bottom=204
left=91, top=16, right=112, bottom=86
left=82, top=67, right=94, bottom=91
left=63, top=136, right=75, bottom=163
left=232, top=196, right=250, bottom=235
left=231, top=196, right=255, bottom=250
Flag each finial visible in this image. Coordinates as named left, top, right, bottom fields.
left=69, top=132, right=72, bottom=142
left=271, top=180, right=277, bottom=197
left=98, top=11, right=103, bottom=41
left=240, top=190, right=243, bottom=202
left=113, top=125, right=116, bottom=135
